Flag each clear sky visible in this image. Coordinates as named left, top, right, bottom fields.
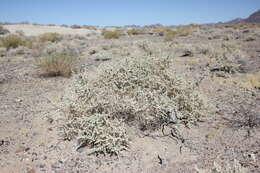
left=0, top=0, right=259, bottom=26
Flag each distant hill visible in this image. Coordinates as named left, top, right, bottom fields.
left=226, top=9, right=260, bottom=24
left=227, top=18, right=244, bottom=24
left=245, top=9, right=260, bottom=23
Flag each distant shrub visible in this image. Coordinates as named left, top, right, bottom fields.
left=127, top=28, right=142, bottom=35
left=36, top=52, right=74, bottom=77
left=36, top=44, right=79, bottom=77
left=20, top=21, right=29, bottom=24
left=64, top=56, right=207, bottom=155
left=71, top=25, right=82, bottom=29
left=61, top=24, right=69, bottom=28
left=38, top=33, right=61, bottom=42
left=102, top=29, right=121, bottom=39
left=0, top=34, right=30, bottom=50
left=82, top=25, right=97, bottom=30
left=164, top=30, right=178, bottom=41
left=153, top=26, right=172, bottom=36
left=15, top=30, right=25, bottom=36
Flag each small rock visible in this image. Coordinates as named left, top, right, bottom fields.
left=39, top=164, right=45, bottom=168
left=15, top=146, right=30, bottom=153
left=15, top=98, right=23, bottom=103
left=15, top=146, right=26, bottom=153
left=180, top=50, right=193, bottom=57
left=89, top=49, right=97, bottom=55
left=47, top=117, right=54, bottom=124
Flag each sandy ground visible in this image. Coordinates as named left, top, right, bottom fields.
left=0, top=24, right=260, bottom=173
left=3, top=24, right=100, bottom=36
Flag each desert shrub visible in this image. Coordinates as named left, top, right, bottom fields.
left=36, top=44, right=79, bottom=77
left=136, top=41, right=154, bottom=56
left=38, top=32, right=61, bottom=42
left=153, top=26, right=172, bottom=36
left=61, top=24, right=69, bottom=27
left=71, top=25, right=82, bottom=29
left=0, top=34, right=31, bottom=50
left=82, top=25, right=97, bottom=30
left=15, top=30, right=25, bottom=36
left=20, top=21, right=29, bottom=24
left=64, top=56, right=207, bottom=155
left=176, top=25, right=196, bottom=37
left=36, top=52, right=74, bottom=77
left=195, top=159, right=248, bottom=173
left=127, top=28, right=142, bottom=35
left=208, top=43, right=247, bottom=74
left=102, top=29, right=121, bottom=39
left=164, top=30, right=178, bottom=41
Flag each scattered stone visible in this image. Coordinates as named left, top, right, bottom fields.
left=47, top=117, right=54, bottom=124
left=89, top=49, right=97, bottom=55
left=0, top=140, right=4, bottom=146
left=94, top=57, right=111, bottom=62
left=39, top=164, right=45, bottom=168
left=180, top=50, right=193, bottom=57
left=15, top=146, right=30, bottom=153
left=15, top=98, right=23, bottom=103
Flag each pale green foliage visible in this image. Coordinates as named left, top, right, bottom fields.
left=64, top=56, right=206, bottom=155
left=65, top=113, right=128, bottom=155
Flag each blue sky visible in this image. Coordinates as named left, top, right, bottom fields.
left=0, top=0, right=259, bottom=26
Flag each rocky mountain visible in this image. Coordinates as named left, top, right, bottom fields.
left=226, top=9, right=260, bottom=24
left=245, top=9, right=260, bottom=23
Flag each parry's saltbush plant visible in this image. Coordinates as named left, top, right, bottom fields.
left=64, top=55, right=207, bottom=155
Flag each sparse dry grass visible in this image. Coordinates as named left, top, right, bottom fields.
left=36, top=52, right=74, bottom=77
left=35, top=43, right=79, bottom=77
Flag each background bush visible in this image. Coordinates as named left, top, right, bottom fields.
left=38, top=32, right=61, bottom=42
left=102, top=29, right=121, bottom=39
left=36, top=43, right=79, bottom=77
left=0, top=34, right=32, bottom=50
left=127, top=28, right=142, bottom=35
